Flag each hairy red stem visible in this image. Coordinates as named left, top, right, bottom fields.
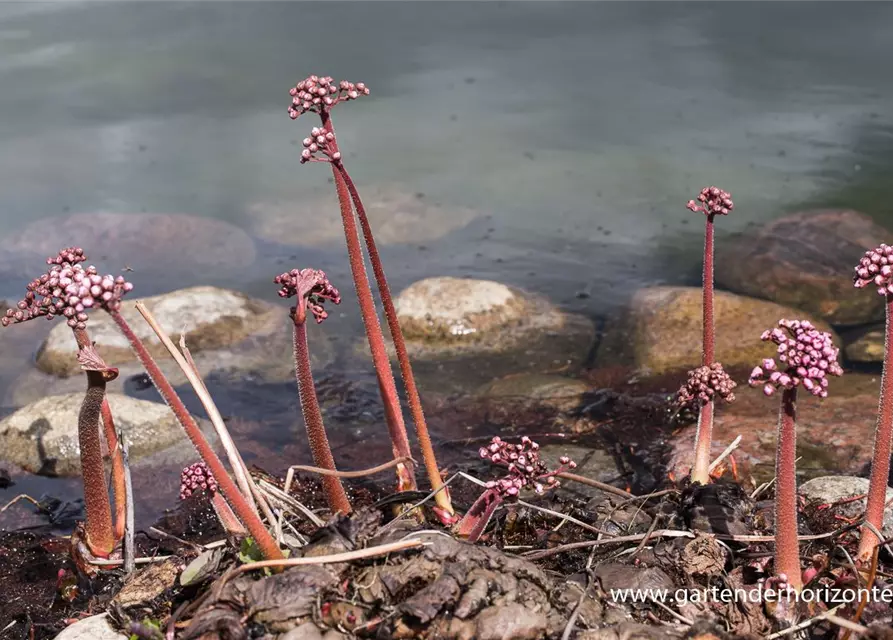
left=858, top=295, right=893, bottom=561
left=702, top=213, right=715, bottom=365
left=455, top=489, right=503, bottom=543
left=106, top=309, right=284, bottom=562
left=71, top=328, right=115, bottom=557
left=293, top=319, right=352, bottom=514
left=100, top=398, right=127, bottom=541
left=337, top=165, right=452, bottom=514
left=320, top=112, right=416, bottom=491
left=775, top=386, right=802, bottom=591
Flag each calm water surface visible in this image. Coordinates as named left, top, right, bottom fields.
left=1, top=1, right=892, bottom=527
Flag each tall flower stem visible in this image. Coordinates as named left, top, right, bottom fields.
left=320, top=112, right=416, bottom=491
left=702, top=213, right=716, bottom=365
left=858, top=294, right=893, bottom=561
left=293, top=318, right=352, bottom=514
left=775, top=386, right=802, bottom=591
left=337, top=165, right=452, bottom=515
left=106, top=309, right=284, bottom=562
left=71, top=328, right=116, bottom=557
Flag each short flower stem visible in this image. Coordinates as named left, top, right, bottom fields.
left=690, top=400, right=715, bottom=485
left=337, top=165, right=452, bottom=515
left=858, top=294, right=893, bottom=561
left=293, top=318, right=352, bottom=514
left=211, top=492, right=247, bottom=536
left=100, top=398, right=127, bottom=541
left=775, top=386, right=802, bottom=591
left=72, top=328, right=115, bottom=557
left=106, top=309, right=284, bottom=562
left=455, top=489, right=503, bottom=542
left=321, top=113, right=416, bottom=491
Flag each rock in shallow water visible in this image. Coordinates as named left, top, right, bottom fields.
left=477, top=374, right=593, bottom=413
left=387, top=277, right=594, bottom=392
left=249, top=183, right=478, bottom=247
left=5, top=212, right=256, bottom=274
left=715, top=210, right=893, bottom=326
left=0, top=392, right=213, bottom=477
left=596, top=286, right=838, bottom=375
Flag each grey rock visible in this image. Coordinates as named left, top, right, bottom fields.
left=388, top=277, right=594, bottom=393
left=842, top=324, right=885, bottom=363
left=250, top=183, right=477, bottom=247
left=53, top=614, right=127, bottom=640
left=799, top=476, right=893, bottom=539
left=477, top=374, right=592, bottom=413
left=0, top=392, right=213, bottom=476
left=538, top=444, right=619, bottom=500
left=278, top=622, right=325, bottom=640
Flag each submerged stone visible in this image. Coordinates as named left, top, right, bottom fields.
left=250, top=183, right=477, bottom=247
left=385, top=277, right=594, bottom=393
left=596, top=286, right=838, bottom=376
left=715, top=210, right=893, bottom=326
left=6, top=212, right=256, bottom=274
left=477, top=374, right=593, bottom=413
left=0, top=392, right=213, bottom=477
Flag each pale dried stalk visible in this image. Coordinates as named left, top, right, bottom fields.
left=135, top=302, right=256, bottom=513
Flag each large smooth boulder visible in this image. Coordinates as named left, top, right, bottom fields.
left=0, top=393, right=214, bottom=477
left=596, top=286, right=838, bottom=375
left=842, top=324, right=885, bottom=363
left=5, top=212, right=256, bottom=273
left=8, top=286, right=333, bottom=407
left=667, top=372, right=880, bottom=483
left=715, top=210, right=893, bottom=326
left=250, top=184, right=477, bottom=247
left=387, top=277, right=594, bottom=393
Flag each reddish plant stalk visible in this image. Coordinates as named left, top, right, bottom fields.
left=858, top=294, right=893, bottom=561
left=293, top=318, right=352, bottom=514
left=210, top=492, right=246, bottom=536
left=337, top=165, right=452, bottom=515
left=106, top=309, right=284, bottom=562
left=455, top=490, right=503, bottom=542
left=690, top=213, right=717, bottom=485
left=100, top=398, right=127, bottom=541
left=775, top=386, right=802, bottom=591
left=320, top=112, right=416, bottom=491
left=71, top=328, right=115, bottom=557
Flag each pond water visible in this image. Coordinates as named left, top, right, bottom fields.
left=1, top=2, right=892, bottom=529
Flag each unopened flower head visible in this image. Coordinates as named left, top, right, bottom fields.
left=748, top=319, right=843, bottom=398
left=273, top=268, right=341, bottom=324
left=299, top=126, right=341, bottom=164
left=854, top=243, right=893, bottom=296
left=287, top=75, right=369, bottom=120
left=676, top=363, right=737, bottom=409
left=1, top=248, right=133, bottom=330
left=478, top=436, right=576, bottom=497
left=687, top=186, right=734, bottom=217
left=179, top=461, right=219, bottom=500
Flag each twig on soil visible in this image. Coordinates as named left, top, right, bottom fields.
left=287, top=456, right=415, bottom=479
left=765, top=604, right=845, bottom=639
left=0, top=494, right=41, bottom=512
left=257, top=478, right=324, bottom=528
left=557, top=472, right=632, bottom=499
left=561, top=580, right=594, bottom=640
left=517, top=499, right=615, bottom=537
left=377, top=472, right=463, bottom=535
left=136, top=303, right=260, bottom=514
left=648, top=596, right=694, bottom=626
left=121, top=433, right=135, bottom=576
left=523, top=530, right=698, bottom=560
left=630, top=515, right=661, bottom=558
left=612, top=488, right=678, bottom=508
left=827, top=613, right=869, bottom=635
left=212, top=539, right=427, bottom=600
left=90, top=555, right=174, bottom=566
left=148, top=527, right=204, bottom=553
left=708, top=434, right=741, bottom=473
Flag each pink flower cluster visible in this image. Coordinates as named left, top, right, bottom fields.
left=478, top=436, right=576, bottom=497
left=687, top=186, right=734, bottom=217
left=273, top=268, right=341, bottom=323
left=288, top=75, right=369, bottom=119
left=748, top=319, right=843, bottom=398
left=300, top=126, right=340, bottom=164
left=2, top=248, right=133, bottom=330
left=676, top=363, right=737, bottom=408
left=179, top=461, right=219, bottom=500
left=854, top=244, right=893, bottom=295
